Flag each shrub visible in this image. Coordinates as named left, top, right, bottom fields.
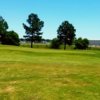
left=50, top=38, right=61, bottom=49
left=75, top=37, right=89, bottom=49
left=2, top=31, right=20, bottom=46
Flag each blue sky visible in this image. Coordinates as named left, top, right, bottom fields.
left=0, top=0, right=100, bottom=40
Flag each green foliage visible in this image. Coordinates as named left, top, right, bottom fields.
left=75, top=37, right=89, bottom=49
left=0, top=16, right=8, bottom=42
left=0, top=16, right=8, bottom=33
left=23, top=13, right=44, bottom=48
left=50, top=38, right=61, bottom=49
left=2, top=31, right=20, bottom=46
left=0, top=16, right=19, bottom=46
left=57, top=21, right=76, bottom=49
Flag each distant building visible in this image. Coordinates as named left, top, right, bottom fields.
left=89, top=40, right=100, bottom=46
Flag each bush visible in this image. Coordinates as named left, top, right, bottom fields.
left=50, top=38, right=61, bottom=49
left=75, top=37, right=89, bottom=49
left=2, top=31, right=20, bottom=46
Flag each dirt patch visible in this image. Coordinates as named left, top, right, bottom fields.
left=0, top=86, right=15, bottom=93
left=5, top=86, right=15, bottom=93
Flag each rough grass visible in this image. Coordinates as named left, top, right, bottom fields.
left=0, top=45, right=100, bottom=100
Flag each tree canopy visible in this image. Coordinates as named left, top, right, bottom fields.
left=0, top=16, right=8, bottom=33
left=0, top=16, right=20, bottom=46
left=57, top=21, right=76, bottom=49
left=0, top=16, right=8, bottom=43
left=23, top=13, right=44, bottom=48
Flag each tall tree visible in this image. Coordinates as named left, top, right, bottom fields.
left=57, top=21, right=76, bottom=50
left=23, top=13, right=44, bottom=48
left=0, top=16, right=8, bottom=43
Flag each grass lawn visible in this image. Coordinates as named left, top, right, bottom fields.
left=0, top=45, right=100, bottom=100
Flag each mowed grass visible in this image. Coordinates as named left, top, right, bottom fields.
left=0, top=45, right=100, bottom=100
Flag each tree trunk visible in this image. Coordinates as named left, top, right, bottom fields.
left=31, top=40, right=33, bottom=48
left=31, top=34, right=33, bottom=48
left=64, top=43, right=66, bottom=50
left=64, top=38, right=67, bottom=50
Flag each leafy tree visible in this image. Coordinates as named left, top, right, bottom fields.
left=50, top=38, right=61, bottom=49
left=23, top=13, right=44, bottom=48
left=2, top=31, right=20, bottom=46
left=57, top=21, right=76, bottom=50
left=75, top=37, right=89, bottom=49
left=0, top=16, right=20, bottom=46
left=0, top=16, right=8, bottom=43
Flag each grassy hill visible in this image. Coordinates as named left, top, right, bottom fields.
left=0, top=45, right=100, bottom=100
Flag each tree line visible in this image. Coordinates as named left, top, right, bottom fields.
left=0, top=13, right=89, bottom=49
